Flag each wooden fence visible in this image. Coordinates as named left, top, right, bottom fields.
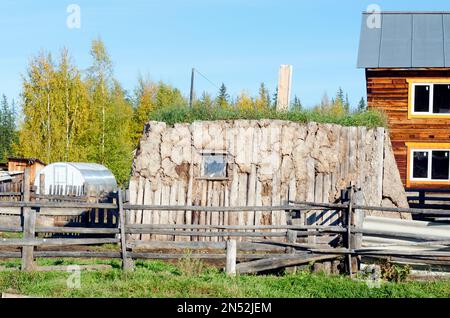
left=406, top=188, right=450, bottom=220
left=0, top=170, right=449, bottom=275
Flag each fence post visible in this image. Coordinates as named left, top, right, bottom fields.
left=118, top=189, right=133, bottom=271
left=21, top=168, right=36, bottom=271
left=419, top=190, right=425, bottom=206
left=287, top=230, right=297, bottom=252
left=351, top=187, right=364, bottom=273
left=345, top=183, right=354, bottom=278
left=226, top=239, right=237, bottom=276
left=39, top=173, right=45, bottom=195
left=285, top=229, right=298, bottom=274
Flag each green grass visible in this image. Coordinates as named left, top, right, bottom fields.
left=0, top=259, right=448, bottom=298
left=148, top=105, right=387, bottom=128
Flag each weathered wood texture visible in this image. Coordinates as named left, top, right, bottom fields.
left=366, top=68, right=450, bottom=188
left=129, top=120, right=409, bottom=241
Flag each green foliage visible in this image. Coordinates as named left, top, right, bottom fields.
left=255, top=83, right=271, bottom=110
left=291, top=95, right=302, bottom=111
left=0, top=95, right=17, bottom=162
left=271, top=87, right=278, bottom=108
left=147, top=103, right=386, bottom=128
left=314, top=88, right=353, bottom=116
left=216, top=83, right=230, bottom=108
left=358, top=97, right=367, bottom=112
left=11, top=38, right=378, bottom=188
left=380, top=260, right=411, bottom=283
left=177, top=255, right=206, bottom=276
left=0, top=259, right=448, bottom=298
left=16, top=40, right=134, bottom=185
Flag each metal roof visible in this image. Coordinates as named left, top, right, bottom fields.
left=8, top=157, right=46, bottom=165
left=65, top=162, right=118, bottom=189
left=0, top=171, right=12, bottom=182
left=357, top=12, right=450, bottom=68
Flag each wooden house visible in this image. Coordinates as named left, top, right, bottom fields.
left=358, top=11, right=450, bottom=189
left=4, top=158, right=46, bottom=189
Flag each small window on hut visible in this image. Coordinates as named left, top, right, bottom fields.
left=412, top=83, right=450, bottom=114
left=410, top=149, right=450, bottom=182
left=201, top=153, right=227, bottom=179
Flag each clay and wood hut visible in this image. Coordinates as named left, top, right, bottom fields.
left=129, top=120, right=409, bottom=241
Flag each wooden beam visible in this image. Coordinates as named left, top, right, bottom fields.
left=225, top=240, right=237, bottom=276
left=118, top=189, right=133, bottom=271
left=21, top=168, right=35, bottom=271
left=236, top=253, right=339, bottom=274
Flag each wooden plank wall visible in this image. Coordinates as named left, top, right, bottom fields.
left=366, top=68, right=450, bottom=188
left=129, top=121, right=389, bottom=242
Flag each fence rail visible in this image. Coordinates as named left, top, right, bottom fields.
left=0, top=169, right=449, bottom=274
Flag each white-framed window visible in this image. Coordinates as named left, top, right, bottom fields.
left=412, top=83, right=450, bottom=115
left=410, top=149, right=450, bottom=182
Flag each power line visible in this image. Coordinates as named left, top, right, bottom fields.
left=189, top=67, right=222, bottom=108
left=194, top=68, right=220, bottom=90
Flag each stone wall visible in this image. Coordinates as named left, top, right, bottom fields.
left=129, top=120, right=409, bottom=240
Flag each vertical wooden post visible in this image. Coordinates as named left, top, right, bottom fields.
left=285, top=229, right=298, bottom=274
left=346, top=183, right=354, bottom=278
left=21, top=168, right=36, bottom=271
left=351, top=187, right=364, bottom=274
left=225, top=239, right=237, bottom=276
left=287, top=230, right=297, bottom=252
left=419, top=190, right=425, bottom=207
left=39, top=173, right=45, bottom=196
left=118, top=189, right=133, bottom=271
left=85, top=183, right=96, bottom=226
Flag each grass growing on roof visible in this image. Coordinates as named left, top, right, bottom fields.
left=148, top=105, right=387, bottom=128
left=0, top=258, right=448, bottom=298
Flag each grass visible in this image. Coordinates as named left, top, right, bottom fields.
left=0, top=258, right=448, bottom=298
left=148, top=105, right=387, bottom=128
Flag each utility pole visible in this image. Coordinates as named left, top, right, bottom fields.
left=276, top=65, right=293, bottom=111
left=189, top=68, right=195, bottom=108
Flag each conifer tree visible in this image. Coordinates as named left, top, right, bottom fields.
left=272, top=87, right=278, bottom=108
left=216, top=83, right=229, bottom=108
left=344, top=94, right=350, bottom=113
left=0, top=95, right=17, bottom=161
left=329, top=88, right=345, bottom=116
left=358, top=97, right=367, bottom=112
left=255, top=83, right=270, bottom=110
left=291, top=95, right=302, bottom=111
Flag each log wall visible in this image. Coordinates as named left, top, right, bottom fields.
left=366, top=68, right=450, bottom=189
left=129, top=120, right=409, bottom=241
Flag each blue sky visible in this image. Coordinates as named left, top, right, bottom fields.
left=1, top=0, right=450, bottom=110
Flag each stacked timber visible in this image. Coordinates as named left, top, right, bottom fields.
left=128, top=120, right=410, bottom=241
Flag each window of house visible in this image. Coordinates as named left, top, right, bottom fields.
left=201, top=153, right=227, bottom=179
left=412, top=83, right=450, bottom=114
left=410, top=149, right=450, bottom=182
